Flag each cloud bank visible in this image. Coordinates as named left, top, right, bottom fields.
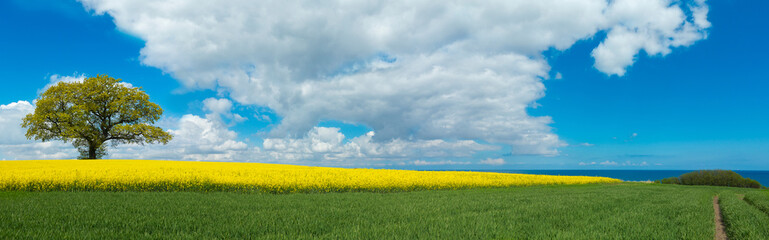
left=0, top=98, right=496, bottom=165
left=76, top=0, right=709, bottom=157
left=0, top=0, right=707, bottom=164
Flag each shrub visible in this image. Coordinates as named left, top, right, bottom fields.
left=657, top=170, right=762, bottom=189
left=655, top=177, right=680, bottom=184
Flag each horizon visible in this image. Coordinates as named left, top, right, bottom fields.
left=1, top=0, right=767, bottom=170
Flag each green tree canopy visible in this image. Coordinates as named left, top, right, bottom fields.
left=22, top=75, right=172, bottom=159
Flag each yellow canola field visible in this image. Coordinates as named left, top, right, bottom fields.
left=0, top=160, right=621, bottom=193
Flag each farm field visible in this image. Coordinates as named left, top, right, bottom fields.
left=2, top=183, right=768, bottom=239
left=720, top=190, right=769, bottom=239
left=0, top=160, right=618, bottom=193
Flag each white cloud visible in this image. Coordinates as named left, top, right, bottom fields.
left=0, top=101, right=78, bottom=159
left=0, top=142, right=76, bottom=160
left=480, top=158, right=506, bottom=165
left=1, top=99, right=497, bottom=164
left=591, top=0, right=710, bottom=76
left=39, top=74, right=86, bottom=94
left=253, top=113, right=272, bottom=123
left=111, top=114, right=256, bottom=161
left=0, top=101, right=35, bottom=145
left=580, top=143, right=595, bottom=147
left=600, top=161, right=618, bottom=166
left=202, top=98, right=233, bottom=115
left=691, top=0, right=711, bottom=29
left=39, top=73, right=135, bottom=95
left=0, top=99, right=256, bottom=161
left=72, top=0, right=709, bottom=157
left=411, top=160, right=472, bottom=166
left=622, top=160, right=649, bottom=166
left=263, top=127, right=499, bottom=164
left=201, top=97, right=246, bottom=125
left=579, top=160, right=649, bottom=167
left=168, top=115, right=247, bottom=152
left=115, top=116, right=500, bottom=164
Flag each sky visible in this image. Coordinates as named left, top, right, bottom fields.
left=1, top=0, right=767, bottom=170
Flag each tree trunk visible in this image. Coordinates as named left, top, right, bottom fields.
left=88, top=144, right=97, bottom=159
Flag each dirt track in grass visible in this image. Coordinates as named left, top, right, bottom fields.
left=714, top=196, right=727, bottom=240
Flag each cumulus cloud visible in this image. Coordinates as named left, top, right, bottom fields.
left=1, top=98, right=497, bottom=164
left=0, top=99, right=256, bottom=161
left=0, top=142, right=76, bottom=160
left=202, top=98, right=232, bottom=115
left=592, top=0, right=710, bottom=76
left=117, top=121, right=500, bottom=164
left=112, top=97, right=256, bottom=161
left=202, top=97, right=246, bottom=124
left=263, top=127, right=499, bottom=164
left=111, top=114, right=257, bottom=161
left=0, top=101, right=78, bottom=159
left=74, top=0, right=708, bottom=157
left=0, top=101, right=35, bottom=145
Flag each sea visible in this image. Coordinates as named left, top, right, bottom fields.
left=468, top=170, right=769, bottom=187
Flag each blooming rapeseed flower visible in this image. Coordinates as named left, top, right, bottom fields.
left=0, top=160, right=620, bottom=193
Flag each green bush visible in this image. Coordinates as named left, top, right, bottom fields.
left=657, top=170, right=762, bottom=188
left=655, top=177, right=681, bottom=184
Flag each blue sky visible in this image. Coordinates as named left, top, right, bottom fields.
left=1, top=0, right=767, bottom=170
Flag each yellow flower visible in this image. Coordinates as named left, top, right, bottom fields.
left=0, top=160, right=620, bottom=193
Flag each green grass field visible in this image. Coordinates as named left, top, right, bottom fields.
left=719, top=191, right=769, bottom=239
left=2, top=183, right=767, bottom=239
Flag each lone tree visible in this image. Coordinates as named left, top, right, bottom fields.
left=22, top=75, right=173, bottom=159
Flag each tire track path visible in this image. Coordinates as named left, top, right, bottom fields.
left=713, top=196, right=727, bottom=240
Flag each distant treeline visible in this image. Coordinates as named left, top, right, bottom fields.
left=656, top=170, right=763, bottom=189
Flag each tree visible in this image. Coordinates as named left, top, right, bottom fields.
left=22, top=75, right=173, bottom=159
